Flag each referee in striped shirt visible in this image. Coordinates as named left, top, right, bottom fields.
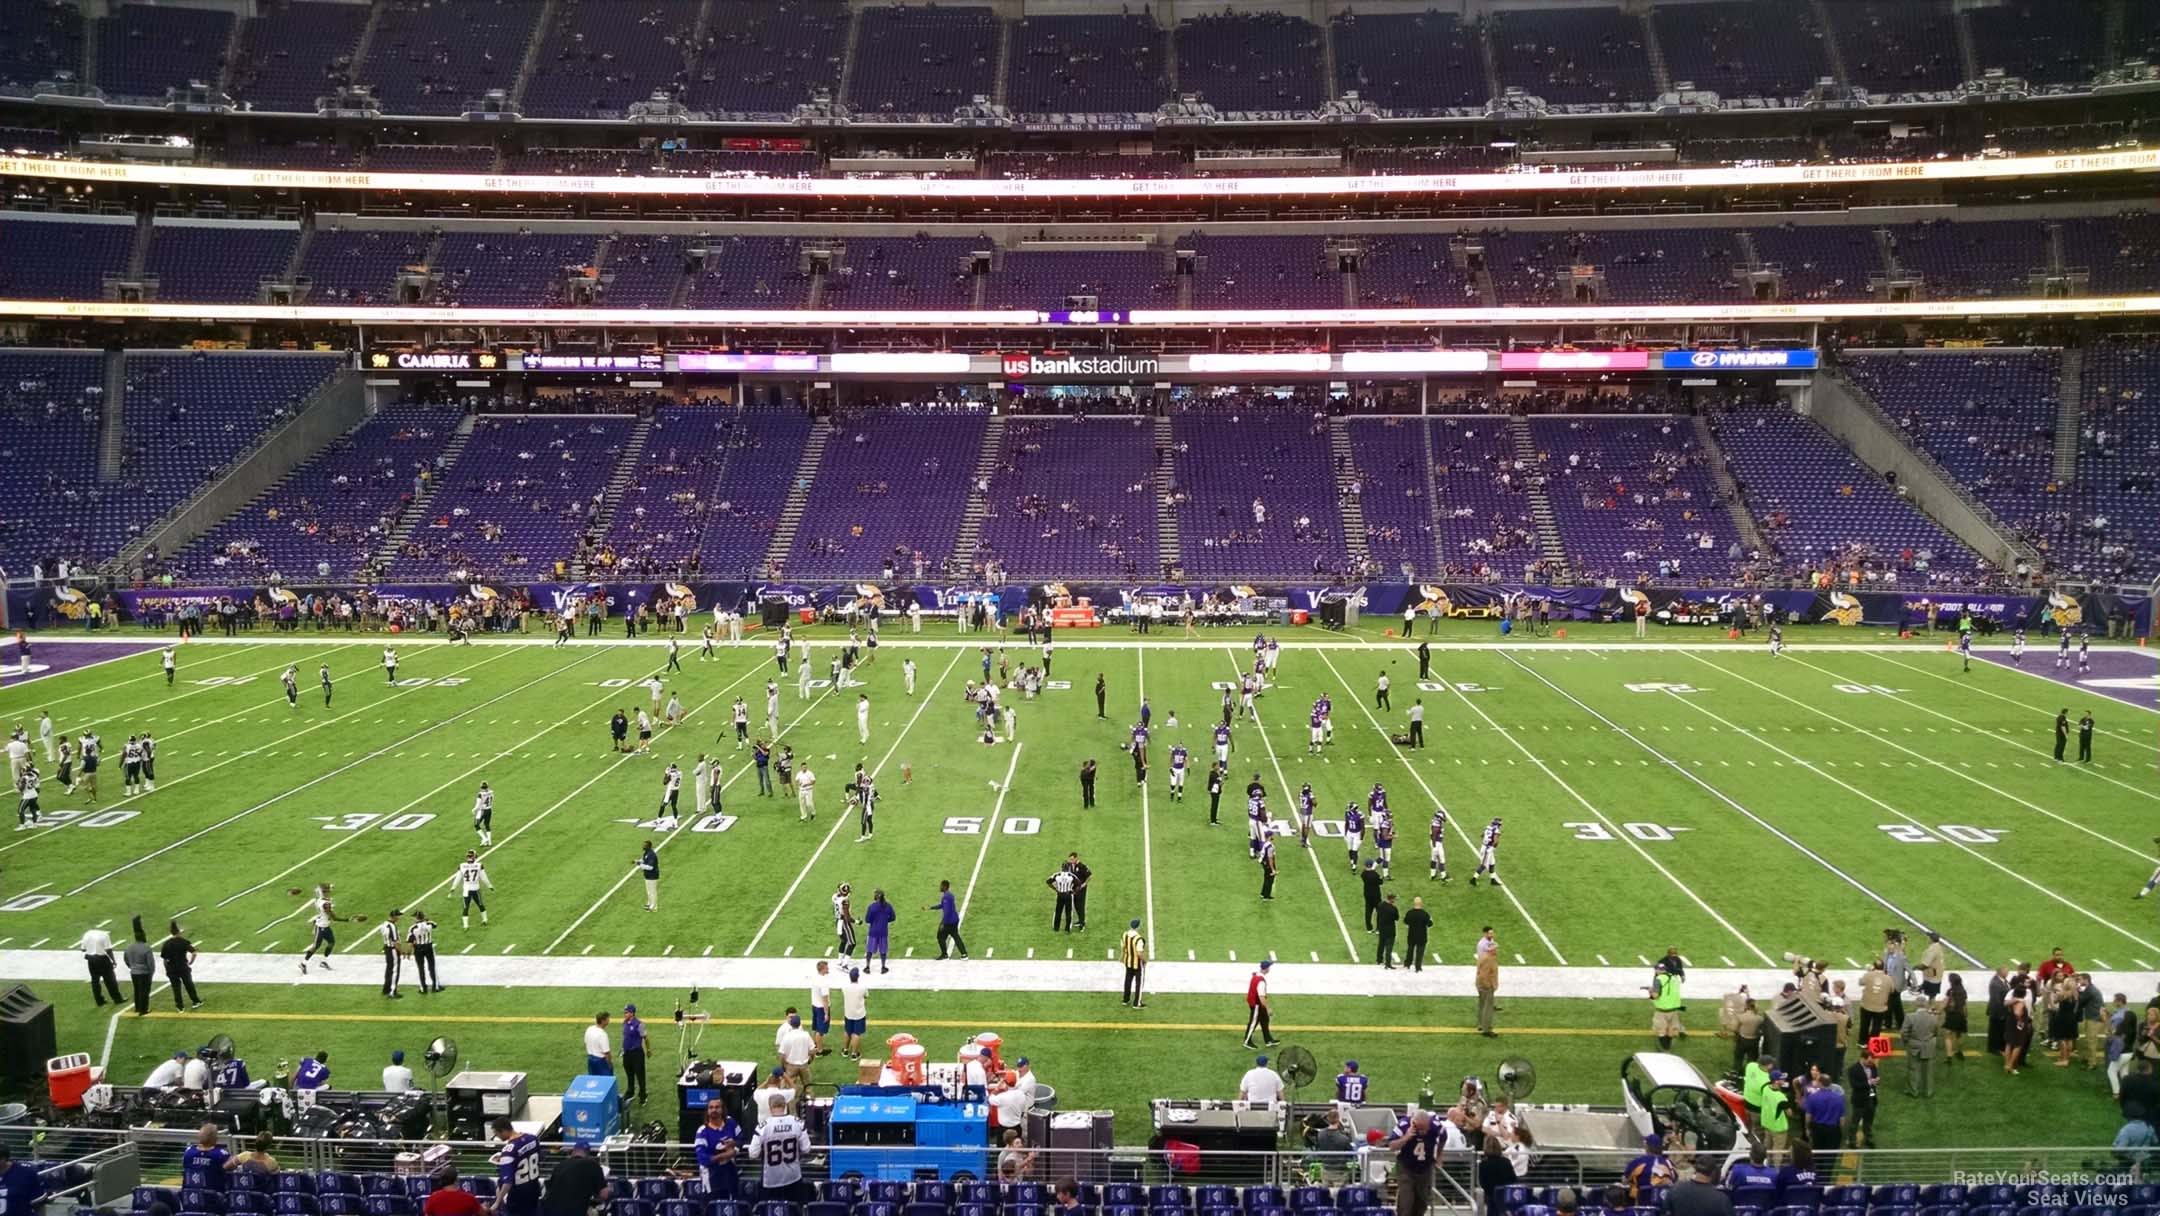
left=1119, top=919, right=1147, bottom=1008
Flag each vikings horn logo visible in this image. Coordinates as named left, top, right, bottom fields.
left=2047, top=590, right=2083, bottom=629
left=663, top=582, right=698, bottom=611
left=852, top=584, right=887, bottom=612
left=1824, top=591, right=1864, bottom=627
left=1415, top=584, right=1453, bottom=616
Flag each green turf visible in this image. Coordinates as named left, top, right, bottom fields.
left=3, top=623, right=2155, bottom=1148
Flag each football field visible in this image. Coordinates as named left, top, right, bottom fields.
left=2, top=626, right=2156, bottom=974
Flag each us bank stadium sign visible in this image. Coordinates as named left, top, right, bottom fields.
left=1000, top=351, right=1162, bottom=378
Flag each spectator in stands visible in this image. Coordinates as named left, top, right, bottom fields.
left=1667, top=1161, right=1732, bottom=1216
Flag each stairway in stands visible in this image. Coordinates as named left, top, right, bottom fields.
left=2053, top=348, right=2085, bottom=483
left=948, top=414, right=1004, bottom=573
left=1692, top=414, right=1773, bottom=559
left=573, top=416, right=653, bottom=576
left=1509, top=416, right=1571, bottom=579
left=368, top=415, right=475, bottom=574
left=1328, top=418, right=1371, bottom=569
left=763, top=420, right=832, bottom=577
left=1154, top=414, right=1181, bottom=575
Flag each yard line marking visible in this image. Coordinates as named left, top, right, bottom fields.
left=1807, top=654, right=2160, bottom=806
left=1597, top=954, right=1610, bottom=965
left=1235, top=651, right=1359, bottom=963
left=222, top=940, right=240, bottom=950
left=1720, top=956, right=1736, bottom=967
left=622, top=945, right=634, bottom=956
left=35, top=647, right=518, bottom=875
left=1846, top=956, right=1863, bottom=968
left=702, top=946, right=713, bottom=957
left=1702, top=655, right=2160, bottom=865
left=1494, top=650, right=1983, bottom=967
left=370, top=652, right=776, bottom=956
left=742, top=649, right=964, bottom=956
left=1310, top=951, right=1320, bottom=962
left=501, top=944, right=515, bottom=954
left=1136, top=647, right=1159, bottom=958
left=225, top=650, right=616, bottom=913
left=1659, top=668, right=2160, bottom=957
left=2139, top=959, right=2155, bottom=970
left=25, top=937, right=48, bottom=949
left=260, top=942, right=280, bottom=953
left=959, top=744, right=1028, bottom=920
left=1638, top=954, right=1652, bottom=966
left=663, top=945, right=674, bottom=956
left=1421, top=650, right=1765, bottom=966
left=581, top=945, right=594, bottom=956
left=461, top=944, right=475, bottom=955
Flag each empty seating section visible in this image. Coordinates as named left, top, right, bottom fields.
left=679, top=237, right=807, bottom=308
left=1965, top=0, right=2104, bottom=84
left=0, top=214, right=135, bottom=300
left=145, top=223, right=299, bottom=304
left=429, top=232, right=597, bottom=307
left=685, top=0, right=848, bottom=114
left=1008, top=15, right=1167, bottom=114
left=2057, top=215, right=2160, bottom=296
left=1429, top=417, right=1540, bottom=579
left=213, top=140, right=361, bottom=169
left=1190, top=236, right=1341, bottom=310
left=2076, top=343, right=2160, bottom=581
left=1843, top=350, right=2065, bottom=566
left=1822, top=0, right=1963, bottom=93
left=520, top=0, right=698, bottom=119
left=119, top=353, right=344, bottom=553
left=990, top=249, right=1172, bottom=311
left=596, top=235, right=688, bottom=308
left=846, top=6, right=999, bottom=115
left=604, top=405, right=809, bottom=577
left=300, top=229, right=428, bottom=306
left=1747, top=225, right=1887, bottom=302
left=228, top=2, right=370, bottom=112
left=1652, top=0, right=1831, bottom=98
left=1330, top=11, right=1487, bottom=111
left=1355, top=237, right=1478, bottom=307
left=0, top=126, right=63, bottom=154
left=362, top=0, right=543, bottom=115
left=369, top=144, right=497, bottom=172
left=96, top=4, right=232, bottom=99
left=984, top=152, right=1187, bottom=180
left=2129, top=1, right=2160, bottom=66
left=0, top=0, right=82, bottom=92
left=650, top=149, right=819, bottom=177
left=1345, top=418, right=1437, bottom=576
left=1174, top=13, right=1323, bottom=112
left=391, top=416, right=634, bottom=580
left=1482, top=228, right=1745, bottom=305
left=1490, top=7, right=1654, bottom=105
left=1883, top=221, right=2049, bottom=298
left=827, top=238, right=979, bottom=310
left=1171, top=401, right=1343, bottom=577
left=1533, top=415, right=1735, bottom=582
left=786, top=410, right=989, bottom=579
left=0, top=351, right=106, bottom=567
left=977, top=417, right=1155, bottom=580
left=173, top=404, right=462, bottom=579
left=1708, top=403, right=1982, bottom=584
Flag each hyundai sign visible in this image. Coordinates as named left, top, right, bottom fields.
left=1659, top=349, right=1819, bottom=371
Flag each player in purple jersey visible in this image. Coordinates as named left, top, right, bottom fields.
left=1168, top=744, right=1189, bottom=800
left=1429, top=809, right=1451, bottom=882
left=1344, top=803, right=1365, bottom=871
left=1297, top=783, right=1317, bottom=848
left=1130, top=722, right=1150, bottom=785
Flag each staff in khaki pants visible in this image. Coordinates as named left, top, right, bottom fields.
left=1475, top=930, right=1500, bottom=1037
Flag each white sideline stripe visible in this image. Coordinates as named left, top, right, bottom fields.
left=959, top=745, right=1027, bottom=922
left=1429, top=650, right=1770, bottom=966
left=1701, top=654, right=2160, bottom=863
left=1318, top=647, right=1561, bottom=963
left=1491, top=650, right=1986, bottom=967
left=55, top=647, right=519, bottom=892
left=741, top=650, right=965, bottom=957
left=1234, top=651, right=1359, bottom=963
left=360, top=655, right=780, bottom=953
left=1646, top=664, right=2160, bottom=958
left=223, top=648, right=615, bottom=912
left=27, top=947, right=2160, bottom=1002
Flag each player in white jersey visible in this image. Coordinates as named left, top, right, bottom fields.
left=665, top=691, right=685, bottom=726
left=646, top=676, right=665, bottom=712
left=15, top=761, right=41, bottom=828
left=1471, top=817, right=1503, bottom=887
left=765, top=681, right=782, bottom=733
left=1428, top=809, right=1450, bottom=882
left=857, top=695, right=871, bottom=745
left=121, top=736, right=143, bottom=796
left=140, top=732, right=158, bottom=791
left=2057, top=630, right=2072, bottom=669
left=797, top=646, right=813, bottom=696
left=903, top=658, right=917, bottom=695
left=383, top=648, right=398, bottom=683
left=300, top=883, right=338, bottom=973
left=2011, top=627, right=2026, bottom=664
left=472, top=782, right=494, bottom=846
left=454, top=851, right=493, bottom=927
left=2078, top=632, right=2091, bottom=674
left=161, top=646, right=176, bottom=685
left=320, top=663, right=334, bottom=707
left=700, top=624, right=716, bottom=661
left=694, top=753, right=715, bottom=815
left=282, top=665, right=300, bottom=709
left=660, top=763, right=684, bottom=817
left=832, top=883, right=857, bottom=957
left=1239, top=674, right=1259, bottom=722
left=635, top=708, right=654, bottom=753
left=1958, top=629, right=1973, bottom=673
left=1768, top=624, right=1784, bottom=658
